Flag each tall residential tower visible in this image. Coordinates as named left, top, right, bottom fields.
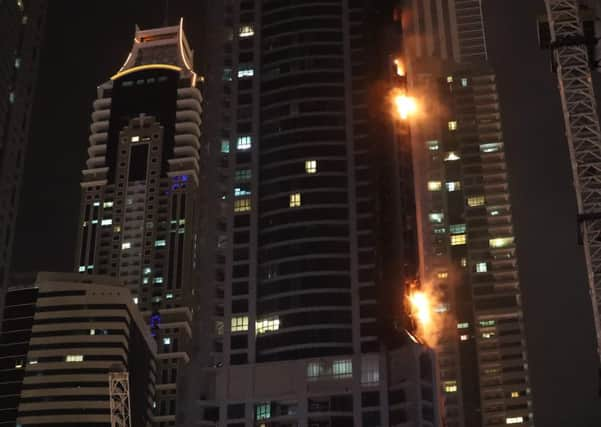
left=76, top=22, right=202, bottom=427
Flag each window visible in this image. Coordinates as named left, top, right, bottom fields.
left=289, top=193, right=301, bottom=208
left=166, top=293, right=174, bottom=300
left=476, top=262, right=488, bottom=273
left=427, top=140, right=439, bottom=151
left=506, top=417, right=524, bottom=424
left=437, top=272, right=448, bottom=279
left=448, top=121, right=457, bottom=131
left=78, top=266, right=86, bottom=272
left=131, top=136, right=140, bottom=142
left=155, top=240, right=166, bottom=247
left=457, top=322, right=469, bottom=329
left=235, top=169, right=251, bottom=181
left=490, top=210, right=500, bottom=216
left=307, top=362, right=322, bottom=378
left=256, top=403, right=271, bottom=421
left=133, top=297, right=139, bottom=304
left=361, top=356, right=379, bottom=385
left=234, top=187, right=251, bottom=197
left=101, top=219, right=112, bottom=226
left=121, top=242, right=131, bottom=250
left=238, top=66, right=254, bottom=78
left=428, top=181, right=442, bottom=191
left=446, top=76, right=454, bottom=83
left=460, top=334, right=468, bottom=341
left=221, top=140, right=230, bottom=153
left=8, top=92, right=15, bottom=104
left=307, top=359, right=352, bottom=380
left=65, top=355, right=84, bottom=363
left=444, top=151, right=460, bottom=161
left=237, top=136, right=252, bottom=150
left=103, top=201, right=114, bottom=208
left=490, top=237, right=514, bottom=248
left=429, top=212, right=444, bottom=223
left=480, top=142, right=502, bottom=153
left=234, top=198, right=251, bottom=212
left=482, top=332, right=495, bottom=339
left=153, top=277, right=163, bottom=284
left=451, top=234, right=466, bottom=246
left=444, top=381, right=457, bottom=393
left=256, top=316, right=280, bottom=334
left=305, top=160, right=317, bottom=174
left=460, top=257, right=467, bottom=267
left=511, top=391, right=520, bottom=398
left=163, top=337, right=171, bottom=345
left=450, top=224, right=466, bottom=234
left=144, top=267, right=152, bottom=275
left=332, top=359, right=352, bottom=378
left=239, top=24, right=254, bottom=37
left=461, top=78, right=468, bottom=87
left=467, top=195, right=485, bottom=207
left=231, top=316, right=249, bottom=332
left=480, top=320, right=496, bottom=327
left=446, top=181, right=461, bottom=192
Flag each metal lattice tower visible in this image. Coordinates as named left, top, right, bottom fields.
left=109, top=371, right=132, bottom=427
left=544, top=0, right=601, bottom=364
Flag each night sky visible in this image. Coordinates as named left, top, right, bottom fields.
left=12, top=1, right=601, bottom=425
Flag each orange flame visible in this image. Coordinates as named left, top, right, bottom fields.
left=394, top=58, right=406, bottom=77
left=407, top=282, right=449, bottom=347
left=392, top=91, right=417, bottom=120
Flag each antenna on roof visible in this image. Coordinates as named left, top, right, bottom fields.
left=163, top=0, right=170, bottom=27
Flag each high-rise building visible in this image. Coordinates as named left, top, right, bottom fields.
left=0, top=0, right=47, bottom=317
left=404, top=1, right=534, bottom=426
left=0, top=272, right=156, bottom=427
left=192, top=1, right=441, bottom=426
left=75, top=22, right=202, bottom=426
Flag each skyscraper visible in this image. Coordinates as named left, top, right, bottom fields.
left=76, top=22, right=202, bottom=427
left=404, top=1, right=534, bottom=426
left=193, top=1, right=441, bottom=426
left=0, top=0, right=47, bottom=315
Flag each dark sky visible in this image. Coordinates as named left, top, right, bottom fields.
left=13, top=1, right=601, bottom=425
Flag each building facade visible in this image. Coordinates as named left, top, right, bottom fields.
left=404, top=1, right=534, bottom=426
left=193, top=0, right=441, bottom=426
left=0, top=0, right=47, bottom=316
left=0, top=272, right=156, bottom=427
left=75, top=23, right=203, bottom=426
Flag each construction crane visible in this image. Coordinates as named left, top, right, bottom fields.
left=542, top=0, right=601, bottom=372
left=109, top=369, right=132, bottom=427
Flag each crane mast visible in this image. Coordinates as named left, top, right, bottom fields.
left=544, top=0, right=601, bottom=365
left=109, top=371, right=132, bottom=427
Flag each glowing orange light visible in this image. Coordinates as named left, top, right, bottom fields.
left=409, top=290, right=432, bottom=328
left=394, top=93, right=417, bottom=120
left=394, top=58, right=406, bottom=77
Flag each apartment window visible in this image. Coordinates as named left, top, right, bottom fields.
left=444, top=381, right=457, bottom=393
left=163, top=337, right=171, bottom=345
left=482, top=332, right=495, bottom=339
left=457, top=322, right=469, bottom=329
left=101, top=219, right=112, bottom=226
left=427, top=140, right=439, bottom=151
left=361, top=356, right=379, bottom=385
left=235, top=169, right=251, bottom=181
left=121, top=242, right=131, bottom=250
left=133, top=297, right=139, bottom=304
left=506, top=417, right=524, bottom=424
left=231, top=316, right=249, bottom=332
left=153, top=277, right=163, bottom=284
left=332, top=359, right=352, bottom=378
left=238, top=66, right=254, bottom=78
left=144, top=267, right=152, bottom=275
left=460, top=257, right=467, bottom=267
left=429, top=212, right=444, bottom=223
left=234, top=187, right=251, bottom=197
left=289, top=193, right=301, bottom=208
left=490, top=237, right=514, bottom=248
left=78, top=266, right=86, bottom=272
left=480, top=320, right=496, bottom=327
left=221, top=140, right=230, bottom=153
left=9, top=92, right=15, bottom=104
left=166, top=293, right=174, bottom=299
left=131, top=136, right=140, bottom=142
left=155, top=240, right=166, bottom=247
left=446, top=181, right=461, bottom=192
left=449, top=224, right=466, bottom=234
left=446, top=76, right=454, bottom=83
left=461, top=78, right=468, bottom=87
left=239, top=24, right=254, bottom=37
left=490, top=210, right=500, bottom=216
left=450, top=234, right=466, bottom=246
left=476, top=262, right=488, bottom=273
left=437, top=272, right=448, bottom=279
left=103, top=201, right=114, bottom=208
left=511, top=391, right=520, bottom=398
left=480, top=142, right=502, bottom=153
left=305, top=160, right=317, bottom=174
left=256, top=316, right=280, bottom=334
left=460, top=334, right=468, bottom=341
left=467, top=195, right=485, bottom=207
left=256, top=403, right=271, bottom=421
left=65, top=355, right=84, bottom=363
left=234, top=198, right=251, bottom=212
left=448, top=121, right=458, bottom=131
left=237, top=136, right=252, bottom=150
left=428, top=181, right=442, bottom=191
left=444, top=151, right=460, bottom=161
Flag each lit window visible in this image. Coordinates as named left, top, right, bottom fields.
left=15, top=360, right=23, bottom=368
left=506, top=417, right=524, bottom=424
left=460, top=257, right=467, bottom=267
left=451, top=234, right=467, bottom=246
left=429, top=212, right=444, bottom=223
left=8, top=92, right=15, bottom=104
left=87, top=265, right=94, bottom=270
left=450, top=224, right=466, bottom=234
left=448, top=121, right=458, bottom=131
left=256, top=403, right=271, bottom=421
left=65, top=355, right=84, bottom=363
left=114, top=225, right=121, bottom=233
left=223, top=68, right=232, bottom=81
left=239, top=24, right=254, bottom=37
left=143, top=278, right=149, bottom=284
left=446, top=76, right=453, bottom=83
left=231, top=316, right=249, bottom=332
left=482, top=332, right=495, bottom=339
left=361, top=356, right=379, bottom=385
left=90, top=329, right=96, bottom=335
left=221, top=140, right=230, bottom=153
left=444, top=151, right=460, bottom=161
left=101, top=219, right=112, bottom=226
left=234, top=198, right=251, bottom=212
left=460, top=334, right=469, bottom=341
left=91, top=219, right=98, bottom=224
left=237, top=67, right=254, bottom=78
left=461, top=78, right=468, bottom=87
left=437, top=272, right=448, bottom=279
left=28, top=360, right=38, bottom=365
left=153, top=277, right=163, bottom=284
left=93, top=201, right=100, bottom=207
left=155, top=240, right=166, bottom=247
left=427, top=140, right=439, bottom=151
left=480, top=320, right=496, bottom=327
left=256, top=316, right=280, bottom=334
left=307, top=361, right=322, bottom=378
left=237, top=135, right=252, bottom=150
left=163, top=337, right=171, bottom=345
left=133, top=297, right=138, bottom=304
left=166, top=293, right=174, bottom=300
left=435, top=303, right=449, bottom=313
left=428, top=181, right=442, bottom=191
left=457, top=322, right=469, bottom=329
left=121, top=242, right=131, bottom=250
left=234, top=187, right=251, bottom=197
left=467, top=195, right=485, bottom=207
left=235, top=169, right=251, bottom=181
left=511, top=391, right=520, bottom=398
left=446, top=181, right=461, bottom=192
left=444, top=381, right=458, bottom=393
left=490, top=210, right=500, bottom=216
left=103, top=201, right=113, bottom=208
left=78, top=266, right=86, bottom=272
left=131, top=136, right=140, bottom=142
left=480, top=142, right=502, bottom=153
left=434, top=227, right=446, bottom=234
left=290, top=193, right=301, bottom=208
left=305, top=160, right=317, bottom=174
left=143, top=267, right=152, bottom=275
left=490, top=237, right=514, bottom=248
left=476, top=262, right=488, bottom=273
